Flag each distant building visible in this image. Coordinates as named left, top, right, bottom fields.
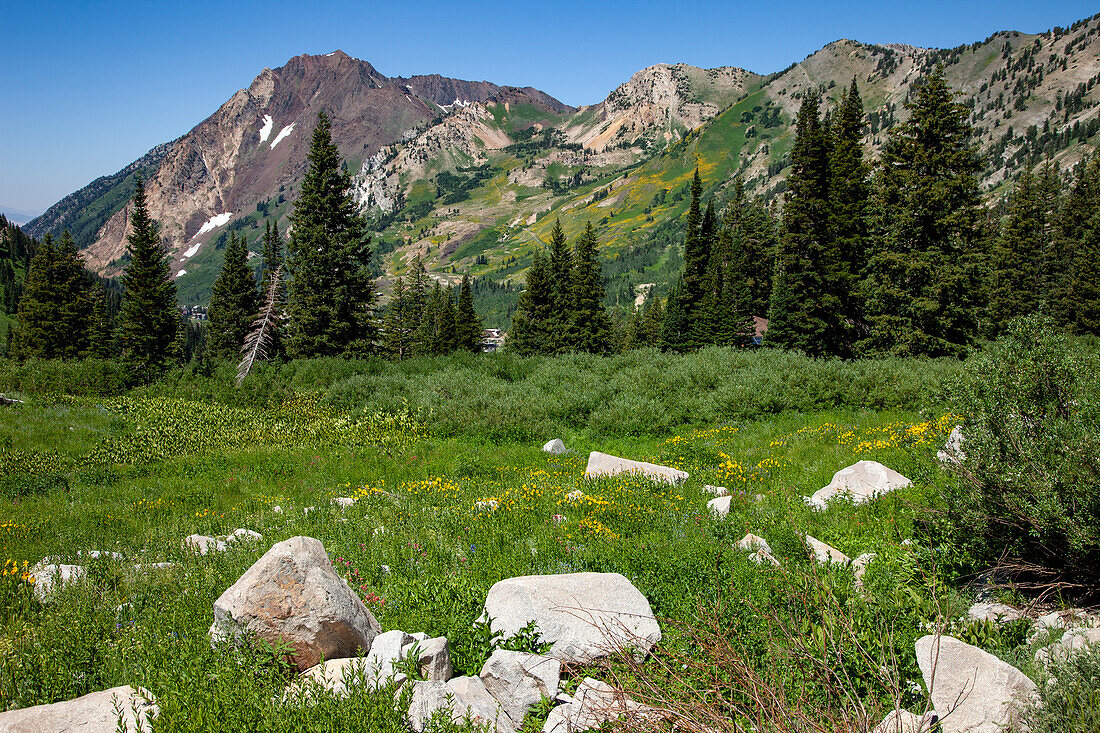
left=481, top=328, right=506, bottom=352
left=752, top=316, right=768, bottom=346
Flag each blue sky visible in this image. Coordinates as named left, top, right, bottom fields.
left=1, top=0, right=1097, bottom=213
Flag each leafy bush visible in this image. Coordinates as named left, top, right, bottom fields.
left=940, top=315, right=1100, bottom=598
left=1021, top=646, right=1100, bottom=732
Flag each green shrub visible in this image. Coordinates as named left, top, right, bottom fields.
left=940, top=315, right=1100, bottom=598
left=1021, top=646, right=1100, bottom=732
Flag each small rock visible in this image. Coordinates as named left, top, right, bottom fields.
left=407, top=636, right=453, bottom=681
left=871, top=709, right=938, bottom=733
left=967, top=602, right=1022, bottom=623
left=0, top=685, right=157, bottom=732
left=483, top=572, right=661, bottom=663
left=227, top=528, right=262, bottom=544
left=584, top=451, right=687, bottom=485
left=735, top=533, right=779, bottom=565
left=272, top=505, right=283, bottom=514
left=1035, top=627, right=1100, bottom=666
left=290, top=657, right=407, bottom=700
left=182, top=534, right=226, bottom=555
left=480, top=650, right=560, bottom=726
left=915, top=634, right=1037, bottom=732
left=707, top=495, right=732, bottom=518
left=29, top=563, right=85, bottom=601
left=703, top=484, right=729, bottom=496
left=937, top=426, right=966, bottom=465
left=334, top=497, right=356, bottom=509
left=805, top=535, right=850, bottom=565
left=852, top=553, right=876, bottom=591
left=542, top=677, right=658, bottom=733
left=542, top=439, right=568, bottom=454
left=209, top=536, right=381, bottom=673
left=806, top=460, right=911, bottom=511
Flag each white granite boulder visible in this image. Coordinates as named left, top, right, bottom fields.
left=410, top=635, right=453, bottom=681
left=0, top=685, right=157, bottom=732
left=584, top=452, right=687, bottom=485
left=736, top=533, right=779, bottom=566
left=707, top=495, right=732, bottom=518
left=805, top=535, right=850, bottom=565
left=806, top=460, right=911, bottom=510
left=483, top=572, right=660, bottom=663
left=209, top=536, right=381, bottom=672
left=937, top=426, right=966, bottom=465
left=542, top=439, right=568, bottom=454
left=967, top=602, right=1022, bottom=623
left=703, top=484, right=729, bottom=496
left=182, top=534, right=226, bottom=555
left=481, top=650, right=560, bottom=726
left=407, top=676, right=510, bottom=733
left=1035, top=627, right=1100, bottom=666
left=29, top=563, right=86, bottom=601
left=915, top=634, right=1037, bottom=732
left=226, top=528, right=262, bottom=544
left=871, top=709, right=938, bottom=733
left=542, top=677, right=658, bottom=733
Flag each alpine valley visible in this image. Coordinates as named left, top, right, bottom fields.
left=25, top=13, right=1100, bottom=320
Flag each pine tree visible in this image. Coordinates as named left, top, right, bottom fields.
left=87, top=281, right=116, bottom=358
left=1050, top=158, right=1098, bottom=326
left=862, top=66, right=983, bottom=357
left=455, top=273, right=482, bottom=352
left=13, top=232, right=94, bottom=360
left=766, top=91, right=840, bottom=355
left=546, top=219, right=574, bottom=352
left=569, top=222, right=611, bottom=353
left=829, top=78, right=871, bottom=348
left=665, top=169, right=710, bottom=351
left=438, top=286, right=458, bottom=353
left=383, top=276, right=412, bottom=359
left=989, top=169, right=1044, bottom=329
left=1070, top=215, right=1100, bottom=336
left=260, top=219, right=284, bottom=294
left=117, top=180, right=179, bottom=382
left=509, top=250, right=553, bottom=355
left=726, top=179, right=779, bottom=321
left=207, top=232, right=259, bottom=358
left=285, top=112, right=377, bottom=358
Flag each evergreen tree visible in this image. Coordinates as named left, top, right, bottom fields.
left=87, top=281, right=116, bottom=358
left=260, top=219, right=284, bottom=294
left=455, top=273, right=482, bottom=352
left=207, top=232, right=259, bottom=358
left=383, top=276, right=414, bottom=359
left=1070, top=215, right=1100, bottom=336
left=989, top=169, right=1045, bottom=329
left=509, top=250, right=553, bottom=355
left=666, top=169, right=710, bottom=351
left=285, top=112, right=377, bottom=358
left=0, top=322, right=11, bottom=358
left=862, top=66, right=983, bottom=357
left=726, top=179, right=779, bottom=320
left=438, top=286, right=458, bottom=353
left=569, top=222, right=611, bottom=353
left=1050, top=158, right=1099, bottom=326
left=117, top=179, right=180, bottom=383
left=13, top=232, right=94, bottom=360
left=546, top=219, right=574, bottom=352
left=766, top=91, right=841, bottom=355
left=829, top=78, right=871, bottom=347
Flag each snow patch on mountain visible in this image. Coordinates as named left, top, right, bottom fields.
left=259, top=115, right=273, bottom=143
left=175, top=269, right=187, bottom=278
left=192, top=213, right=232, bottom=241
left=270, top=123, right=295, bottom=149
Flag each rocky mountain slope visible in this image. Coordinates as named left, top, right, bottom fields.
left=26, top=12, right=1100, bottom=310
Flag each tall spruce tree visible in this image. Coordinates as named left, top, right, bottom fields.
left=1050, top=158, right=1099, bottom=326
left=87, top=281, right=116, bottom=358
left=546, top=219, right=574, bottom=352
left=989, top=169, right=1045, bottom=330
left=383, top=276, right=414, bottom=359
left=117, top=179, right=179, bottom=382
left=862, top=66, right=983, bottom=357
left=1070, top=216, right=1100, bottom=335
left=509, top=250, right=553, bottom=355
left=455, top=273, right=482, bottom=352
left=829, top=78, right=871, bottom=349
left=569, top=222, right=611, bottom=353
left=13, top=231, right=93, bottom=360
left=766, top=91, right=841, bottom=355
left=207, top=232, right=259, bottom=358
left=260, top=219, right=284, bottom=293
left=285, top=111, right=377, bottom=358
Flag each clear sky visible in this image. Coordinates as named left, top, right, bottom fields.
left=2, top=0, right=1097, bottom=213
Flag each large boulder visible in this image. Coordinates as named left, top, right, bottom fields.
left=407, top=677, right=510, bottom=733
left=0, top=685, right=157, bottom=732
left=584, top=452, right=687, bottom=485
left=805, top=535, right=850, bottom=565
left=806, top=460, right=911, bottom=510
left=707, top=495, right=732, bottom=518
left=871, top=710, right=938, bottom=733
left=542, top=677, right=658, bottom=733
left=209, top=536, right=381, bottom=672
left=483, top=572, right=660, bottom=663
left=542, top=439, right=568, bottom=454
left=29, top=563, right=86, bottom=602
left=915, top=634, right=1037, bottom=732
left=480, top=650, right=560, bottom=726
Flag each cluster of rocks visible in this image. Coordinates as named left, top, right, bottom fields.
left=28, top=550, right=178, bottom=602
left=182, top=528, right=262, bottom=555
